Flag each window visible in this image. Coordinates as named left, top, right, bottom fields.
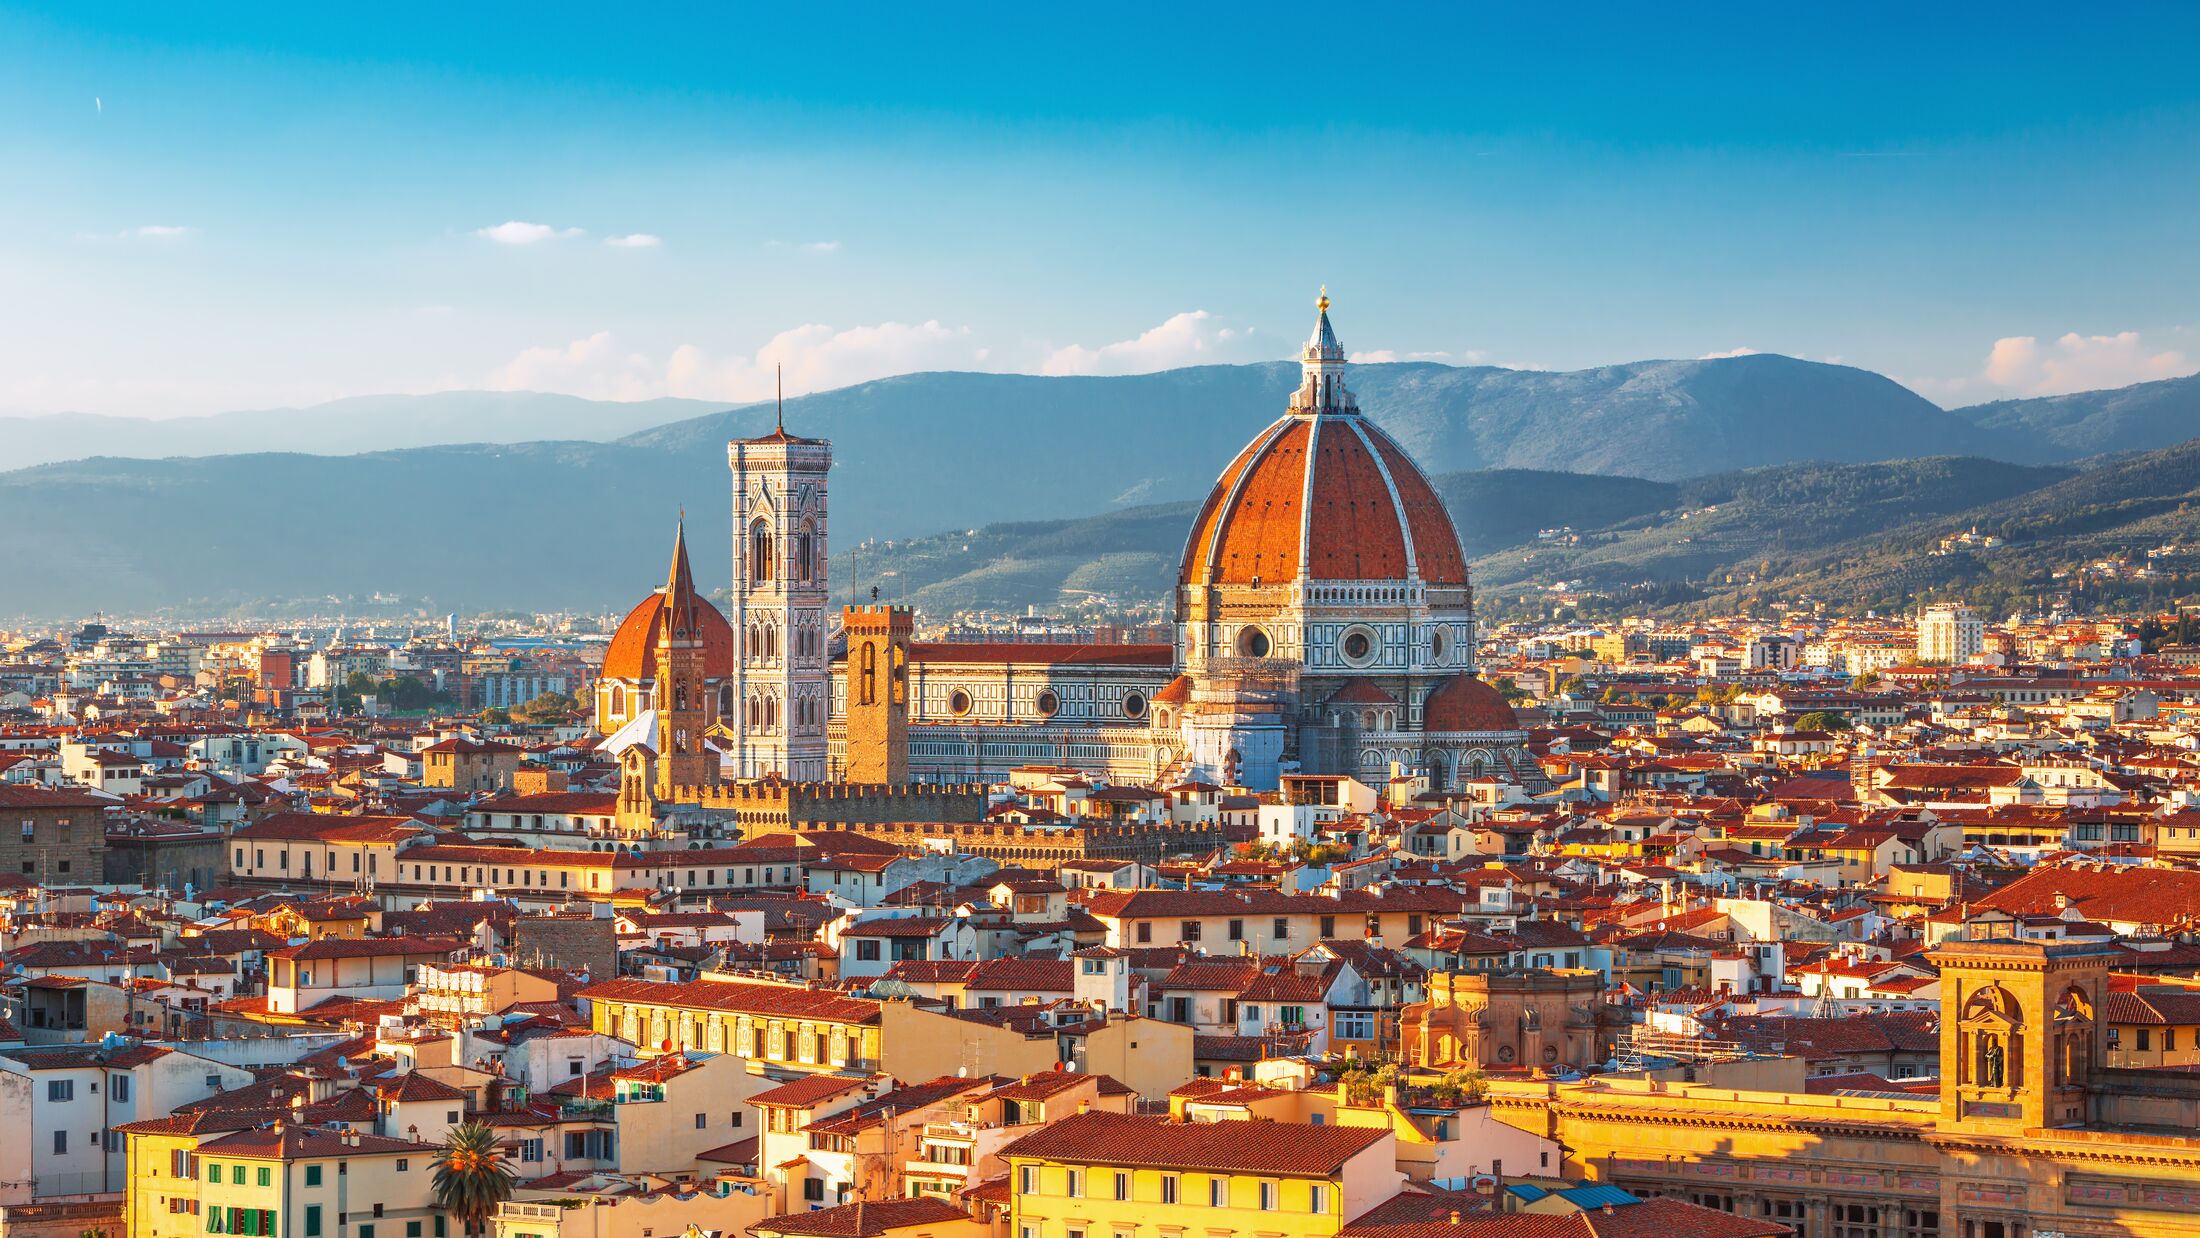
left=1273, top=918, right=1289, bottom=940
left=233, top=1165, right=246, bottom=1184
left=750, top=520, right=774, bottom=584
left=1181, top=920, right=1201, bottom=942
left=696, top=1113, right=708, bottom=1129
left=360, top=1226, right=375, bottom=1238
left=1020, top=1167, right=1037, bottom=1195
left=306, top=1165, right=322, bottom=1187
left=1114, top=1172, right=1130, bottom=1200
left=1035, top=689, right=1060, bottom=718
left=1259, top=1181, right=1277, bottom=1211
left=257, top=1166, right=272, bottom=1186
left=305, top=1206, right=323, bottom=1238
left=856, top=939, right=882, bottom=961
left=1209, top=1178, right=1226, bottom=1207
left=1320, top=915, right=1336, bottom=938
left=1310, top=1185, right=1328, bottom=1214
left=803, top=1179, right=825, bottom=1202
left=111, top=1074, right=131, bottom=1102
left=398, top=1157, right=412, bottom=1171
left=47, top=1080, right=72, bottom=1102
left=207, top=1162, right=220, bottom=1183
left=1066, top=1169, right=1083, bottom=1197
left=1161, top=1175, right=1178, bottom=1204
left=1228, top=919, right=1244, bottom=941
left=53, top=1131, right=66, bottom=1154
left=1136, top=923, right=1152, bottom=944
left=408, top=1224, right=423, bottom=1238
left=2138, top=1029, right=2153, bottom=1051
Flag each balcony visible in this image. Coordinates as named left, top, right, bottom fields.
left=497, top=1203, right=572, bottom=1223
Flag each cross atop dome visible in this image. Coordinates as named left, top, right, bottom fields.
left=1291, top=285, right=1356, bottom=415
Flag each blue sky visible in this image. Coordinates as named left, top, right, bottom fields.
left=3, top=2, right=2197, bottom=417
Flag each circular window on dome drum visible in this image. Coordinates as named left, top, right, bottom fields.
left=1122, top=691, right=1148, bottom=720
left=1237, top=626, right=1272, bottom=658
left=1339, top=625, right=1378, bottom=668
left=948, top=689, right=973, bottom=717
left=1035, top=689, right=1060, bottom=718
left=1430, top=628, right=1448, bottom=663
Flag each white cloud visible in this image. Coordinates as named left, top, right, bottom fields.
left=1699, top=346, right=1759, bottom=359
left=486, top=321, right=986, bottom=403
left=475, top=221, right=585, bottom=245
left=1914, top=329, right=2195, bottom=400
left=1351, top=349, right=1399, bottom=363
left=605, top=233, right=661, bottom=249
left=801, top=240, right=840, bottom=253
left=74, top=225, right=193, bottom=242
left=1041, top=310, right=1255, bottom=376
left=487, top=331, right=661, bottom=400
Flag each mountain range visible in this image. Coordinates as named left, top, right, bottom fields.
left=2, top=356, right=2197, bottom=619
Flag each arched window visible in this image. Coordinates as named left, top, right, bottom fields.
left=718, top=683, right=734, bottom=718
left=796, top=521, right=817, bottom=584
left=750, top=519, right=773, bottom=585
left=610, top=685, right=625, bottom=717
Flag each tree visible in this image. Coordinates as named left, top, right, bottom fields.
left=431, top=1121, right=514, bottom=1238
left=513, top=690, right=581, bottom=723
left=480, top=707, right=512, bottom=725
left=1793, top=710, right=1852, bottom=732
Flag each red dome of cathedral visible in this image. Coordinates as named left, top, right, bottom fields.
left=601, top=588, right=735, bottom=682
left=1178, top=297, right=1467, bottom=591
left=1422, top=673, right=1519, bottom=733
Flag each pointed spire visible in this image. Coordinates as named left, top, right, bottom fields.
left=1290, top=285, right=1355, bottom=416
left=664, top=512, right=697, bottom=630
left=1308, top=285, right=1343, bottom=361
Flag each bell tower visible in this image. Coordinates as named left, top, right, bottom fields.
left=654, top=517, right=717, bottom=797
left=842, top=605, right=911, bottom=784
left=1929, top=938, right=2110, bottom=1132
left=729, top=382, right=833, bottom=782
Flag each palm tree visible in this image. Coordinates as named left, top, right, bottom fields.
left=431, top=1121, right=515, bottom=1238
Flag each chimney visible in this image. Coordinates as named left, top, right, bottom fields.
left=1077, top=1100, right=1090, bottom=1114
left=1448, top=1213, right=1461, bottom=1226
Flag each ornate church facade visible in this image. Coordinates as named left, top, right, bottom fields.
left=595, top=294, right=1539, bottom=795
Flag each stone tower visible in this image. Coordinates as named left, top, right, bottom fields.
left=729, top=407, right=832, bottom=782
left=654, top=518, right=717, bottom=797
left=842, top=604, right=911, bottom=784
left=1930, top=938, right=2110, bottom=1132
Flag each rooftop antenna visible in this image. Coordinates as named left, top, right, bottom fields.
left=776, top=363, right=784, bottom=432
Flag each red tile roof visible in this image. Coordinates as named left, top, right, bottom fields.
left=1000, top=1110, right=1386, bottom=1176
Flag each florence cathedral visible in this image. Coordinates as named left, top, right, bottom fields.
left=592, top=294, right=1541, bottom=795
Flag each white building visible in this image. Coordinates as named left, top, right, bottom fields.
left=1918, top=603, right=1985, bottom=665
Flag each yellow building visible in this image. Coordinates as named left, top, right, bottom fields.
left=1003, top=1110, right=1398, bottom=1238
left=1479, top=940, right=2200, bottom=1238
left=2103, top=979, right=2200, bottom=1068
left=580, top=976, right=884, bottom=1071
left=124, top=1120, right=444, bottom=1238
left=122, top=1110, right=278, bottom=1238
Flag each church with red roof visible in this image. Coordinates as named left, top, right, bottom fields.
left=593, top=293, right=1535, bottom=796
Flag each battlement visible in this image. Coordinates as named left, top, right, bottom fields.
left=842, top=604, right=914, bottom=634
left=663, top=780, right=984, bottom=804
